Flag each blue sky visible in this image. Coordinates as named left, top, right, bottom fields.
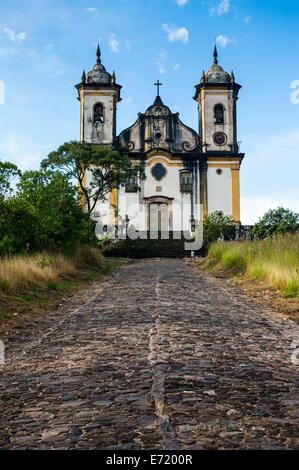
left=0, top=0, right=298, bottom=223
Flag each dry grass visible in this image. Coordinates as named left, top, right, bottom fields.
left=0, top=247, right=105, bottom=294
left=207, top=234, right=299, bottom=298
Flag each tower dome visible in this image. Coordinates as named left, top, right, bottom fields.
left=86, top=45, right=112, bottom=85
left=204, top=45, right=230, bottom=84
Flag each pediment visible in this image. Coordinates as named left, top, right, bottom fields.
left=118, top=100, right=200, bottom=154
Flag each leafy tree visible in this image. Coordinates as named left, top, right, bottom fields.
left=17, top=170, right=97, bottom=250
left=204, top=211, right=235, bottom=244
left=252, top=207, right=299, bottom=239
left=41, top=141, right=144, bottom=214
left=0, top=159, right=21, bottom=201
left=0, top=198, right=37, bottom=255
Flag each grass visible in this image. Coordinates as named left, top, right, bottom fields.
left=0, top=246, right=105, bottom=294
left=206, top=233, right=299, bottom=298
left=0, top=247, right=126, bottom=337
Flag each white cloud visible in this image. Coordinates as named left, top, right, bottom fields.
left=45, top=43, right=54, bottom=51
left=216, top=34, right=235, bottom=48
left=241, top=195, right=299, bottom=225
left=0, top=47, right=17, bottom=57
left=174, top=63, right=181, bottom=70
left=243, top=16, right=251, bottom=23
left=175, top=0, right=188, bottom=6
left=240, top=128, right=299, bottom=224
left=210, top=0, right=230, bottom=17
left=109, top=34, right=120, bottom=53
left=0, top=80, right=5, bottom=105
left=123, top=96, right=133, bottom=104
left=244, top=128, right=299, bottom=162
left=124, top=39, right=131, bottom=51
left=3, top=28, right=26, bottom=42
left=85, top=7, right=99, bottom=17
left=0, top=134, right=49, bottom=171
left=162, top=24, right=189, bottom=44
left=155, top=49, right=168, bottom=74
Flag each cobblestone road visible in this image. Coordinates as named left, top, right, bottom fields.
left=0, top=260, right=298, bottom=450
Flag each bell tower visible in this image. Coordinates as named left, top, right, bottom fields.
left=193, top=46, right=241, bottom=154
left=193, top=46, right=244, bottom=224
left=75, top=45, right=122, bottom=145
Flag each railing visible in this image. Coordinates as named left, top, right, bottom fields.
left=180, top=184, right=192, bottom=193
left=125, top=184, right=138, bottom=193
left=234, top=225, right=254, bottom=240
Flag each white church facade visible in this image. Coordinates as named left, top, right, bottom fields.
left=75, top=45, right=244, bottom=237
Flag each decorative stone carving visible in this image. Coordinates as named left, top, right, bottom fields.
left=91, top=123, right=104, bottom=143
left=119, top=95, right=200, bottom=154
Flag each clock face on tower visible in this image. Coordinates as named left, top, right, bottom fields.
left=213, top=132, right=227, bottom=146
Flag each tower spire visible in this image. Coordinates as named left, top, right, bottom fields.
left=96, top=44, right=101, bottom=64
left=81, top=69, right=86, bottom=83
left=213, top=44, right=218, bottom=65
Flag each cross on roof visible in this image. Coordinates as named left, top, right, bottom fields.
left=154, top=80, right=163, bottom=97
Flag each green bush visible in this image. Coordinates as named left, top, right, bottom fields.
left=0, top=198, right=38, bottom=255
left=252, top=207, right=299, bottom=240
left=203, top=211, right=235, bottom=245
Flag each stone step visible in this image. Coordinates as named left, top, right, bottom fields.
left=103, top=235, right=201, bottom=259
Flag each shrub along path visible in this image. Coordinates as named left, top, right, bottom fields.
left=0, top=259, right=298, bottom=450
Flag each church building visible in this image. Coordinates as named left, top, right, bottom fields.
left=75, top=45, right=244, bottom=236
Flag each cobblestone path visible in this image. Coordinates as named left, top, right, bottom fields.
left=0, top=260, right=298, bottom=450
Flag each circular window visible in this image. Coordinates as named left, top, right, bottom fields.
left=213, top=132, right=227, bottom=146
left=216, top=168, right=223, bottom=175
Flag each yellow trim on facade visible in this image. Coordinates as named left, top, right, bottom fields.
left=208, top=163, right=239, bottom=168
left=80, top=90, right=84, bottom=142
left=146, top=150, right=172, bottom=159
left=204, top=92, right=230, bottom=96
left=145, top=157, right=183, bottom=167
left=231, top=167, right=240, bottom=223
left=84, top=92, right=107, bottom=96
left=200, top=89, right=206, bottom=146
left=199, top=85, right=231, bottom=91
left=109, top=188, right=118, bottom=225
left=207, top=156, right=243, bottom=163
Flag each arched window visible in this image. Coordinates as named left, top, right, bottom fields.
left=94, top=103, right=104, bottom=123
left=214, top=104, right=224, bottom=124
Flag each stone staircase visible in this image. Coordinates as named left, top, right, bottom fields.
left=103, top=231, right=203, bottom=259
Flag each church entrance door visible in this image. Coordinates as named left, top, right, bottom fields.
left=149, top=203, right=169, bottom=232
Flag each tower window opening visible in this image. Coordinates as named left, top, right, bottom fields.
left=214, top=104, right=224, bottom=124
left=94, top=103, right=104, bottom=123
